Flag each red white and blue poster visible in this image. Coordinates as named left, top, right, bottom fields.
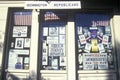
left=76, top=14, right=114, bottom=70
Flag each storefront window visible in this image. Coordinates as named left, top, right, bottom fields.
left=75, top=14, right=115, bottom=70
left=41, top=11, right=67, bottom=70
left=7, top=11, right=32, bottom=70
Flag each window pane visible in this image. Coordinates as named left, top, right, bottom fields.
left=7, top=11, right=32, bottom=70
left=75, top=14, right=115, bottom=70
left=41, top=12, right=67, bottom=70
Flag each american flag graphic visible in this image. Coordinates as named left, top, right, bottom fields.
left=14, top=12, right=32, bottom=25
left=44, top=12, right=60, bottom=21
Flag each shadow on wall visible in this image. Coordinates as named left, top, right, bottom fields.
left=5, top=71, right=51, bottom=80
left=5, top=71, right=37, bottom=80
left=5, top=71, right=44, bottom=80
left=104, top=40, right=120, bottom=80
left=6, top=73, right=29, bottom=80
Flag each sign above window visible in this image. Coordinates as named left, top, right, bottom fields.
left=24, top=1, right=81, bottom=9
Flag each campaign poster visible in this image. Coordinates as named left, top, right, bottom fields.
left=83, top=53, right=108, bottom=70
left=49, top=44, right=65, bottom=56
left=98, top=54, right=108, bottom=69
left=43, top=27, right=48, bottom=36
left=9, top=49, right=29, bottom=55
left=91, top=39, right=98, bottom=52
left=83, top=53, right=94, bottom=70
left=15, top=38, right=24, bottom=49
left=24, top=57, right=29, bottom=64
left=79, top=35, right=86, bottom=44
left=77, top=26, right=82, bottom=34
left=84, top=43, right=92, bottom=53
left=24, top=38, right=30, bottom=48
left=47, top=36, right=58, bottom=44
left=105, top=26, right=111, bottom=35
left=78, top=40, right=81, bottom=48
left=42, top=40, right=48, bottom=56
left=15, top=57, right=23, bottom=69
left=78, top=54, right=83, bottom=64
left=8, top=49, right=29, bottom=69
left=59, top=35, right=65, bottom=44
left=51, top=57, right=59, bottom=70
left=98, top=43, right=105, bottom=53
left=24, top=57, right=29, bottom=69
left=60, top=56, right=66, bottom=66
left=42, top=56, right=48, bottom=65
left=90, top=27, right=97, bottom=38
left=49, top=27, right=58, bottom=36
left=102, top=35, right=109, bottom=45
left=83, top=27, right=89, bottom=37
left=59, top=26, right=65, bottom=34
left=8, top=50, right=18, bottom=69
left=12, top=26, right=27, bottom=37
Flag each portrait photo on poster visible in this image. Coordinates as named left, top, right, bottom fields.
left=15, top=38, right=24, bottom=49
left=12, top=26, right=28, bottom=37
left=49, top=27, right=58, bottom=36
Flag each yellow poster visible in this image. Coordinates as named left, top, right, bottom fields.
left=91, top=39, right=98, bottom=52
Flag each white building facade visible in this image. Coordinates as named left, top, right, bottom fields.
left=0, top=1, right=120, bottom=80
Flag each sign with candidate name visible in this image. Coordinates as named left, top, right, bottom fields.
left=49, top=44, right=65, bottom=56
left=83, top=53, right=108, bottom=70
left=25, top=1, right=81, bottom=9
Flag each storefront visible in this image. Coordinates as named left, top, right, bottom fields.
left=0, top=1, right=120, bottom=80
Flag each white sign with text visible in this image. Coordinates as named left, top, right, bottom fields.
left=25, top=1, right=81, bottom=9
